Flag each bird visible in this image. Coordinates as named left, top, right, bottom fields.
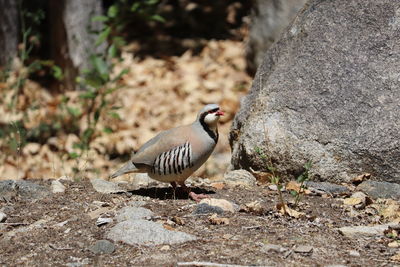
left=109, top=103, right=224, bottom=201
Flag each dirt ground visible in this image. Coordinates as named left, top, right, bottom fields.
left=1, top=178, right=399, bottom=267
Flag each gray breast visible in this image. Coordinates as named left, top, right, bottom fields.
left=151, top=142, right=193, bottom=176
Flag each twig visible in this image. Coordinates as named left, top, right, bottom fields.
left=49, top=244, right=73, bottom=251
left=0, top=222, right=29, bottom=226
left=241, top=225, right=262, bottom=230
left=176, top=262, right=271, bottom=267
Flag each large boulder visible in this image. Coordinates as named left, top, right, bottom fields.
left=246, top=0, right=308, bottom=74
left=230, top=0, right=400, bottom=183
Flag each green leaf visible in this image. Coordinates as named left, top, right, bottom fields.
left=95, top=26, right=111, bottom=46
left=150, top=14, right=165, bottom=23
left=107, top=5, right=118, bottom=18
left=69, top=152, right=79, bottom=159
left=79, top=91, right=97, bottom=99
left=111, top=68, right=129, bottom=82
left=108, top=44, right=117, bottom=58
left=146, top=0, right=159, bottom=5
left=91, top=15, right=109, bottom=23
left=52, top=65, right=63, bottom=80
left=108, top=112, right=121, bottom=120
left=131, top=2, right=140, bottom=12
left=103, top=127, right=113, bottom=134
left=91, top=56, right=109, bottom=82
left=94, top=109, right=100, bottom=123
left=67, top=106, right=82, bottom=117
left=290, top=190, right=298, bottom=197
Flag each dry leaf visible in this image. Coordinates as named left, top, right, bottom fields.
left=171, top=216, right=185, bottom=226
left=391, top=252, right=400, bottom=262
left=277, top=204, right=305, bottom=218
left=209, top=214, right=229, bottom=225
left=241, top=200, right=264, bottom=214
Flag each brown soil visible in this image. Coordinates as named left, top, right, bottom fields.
left=0, top=179, right=398, bottom=266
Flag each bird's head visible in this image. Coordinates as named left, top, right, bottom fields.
left=197, top=104, right=224, bottom=127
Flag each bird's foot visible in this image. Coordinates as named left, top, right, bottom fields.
left=189, top=192, right=209, bottom=202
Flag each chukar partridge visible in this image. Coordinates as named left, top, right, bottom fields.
left=110, top=104, right=224, bottom=201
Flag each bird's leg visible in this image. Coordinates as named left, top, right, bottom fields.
left=178, top=182, right=209, bottom=202
left=170, top=182, right=177, bottom=200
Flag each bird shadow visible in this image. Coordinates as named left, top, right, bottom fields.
left=128, top=186, right=215, bottom=200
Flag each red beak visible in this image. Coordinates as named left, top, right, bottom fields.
left=216, top=110, right=224, bottom=116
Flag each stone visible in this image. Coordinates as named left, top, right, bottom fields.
left=89, top=240, right=115, bottom=254
left=349, top=250, right=360, bottom=257
left=0, top=180, right=50, bottom=201
left=0, top=211, right=7, bottom=222
left=294, top=245, right=313, bottom=254
left=246, top=0, right=308, bottom=74
left=305, top=181, right=350, bottom=195
left=199, top=198, right=237, bottom=213
left=193, top=203, right=224, bottom=215
left=51, top=180, right=66, bottom=193
left=96, top=217, right=113, bottom=226
left=106, top=219, right=196, bottom=246
left=230, top=0, right=400, bottom=184
left=223, top=169, right=256, bottom=187
left=338, top=224, right=394, bottom=238
left=357, top=181, right=400, bottom=200
left=90, top=178, right=125, bottom=194
left=116, top=206, right=154, bottom=222
left=262, top=244, right=287, bottom=253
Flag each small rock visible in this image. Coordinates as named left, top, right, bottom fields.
left=262, top=244, right=287, bottom=253
left=90, top=179, right=125, bottom=194
left=305, top=181, right=350, bottom=195
left=241, top=200, right=264, bottom=214
left=199, top=198, right=237, bottom=213
left=89, top=240, right=115, bottom=254
left=51, top=180, right=66, bottom=193
left=348, top=250, right=360, bottom=257
left=357, top=180, right=400, bottom=200
left=338, top=224, right=394, bottom=238
left=0, top=180, right=50, bottom=201
left=268, top=184, right=278, bottom=191
left=96, top=217, right=113, bottom=226
left=106, top=219, right=196, bottom=246
left=208, top=214, right=229, bottom=225
left=193, top=203, right=224, bottom=215
left=0, top=211, right=7, bottom=222
left=160, top=245, right=170, bottom=251
left=223, top=169, right=256, bottom=188
left=294, top=245, right=313, bottom=254
left=87, top=207, right=110, bottom=220
left=388, top=241, right=400, bottom=248
left=116, top=206, right=154, bottom=222
left=343, top=192, right=371, bottom=209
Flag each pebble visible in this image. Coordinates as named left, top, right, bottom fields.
left=262, top=244, right=287, bottom=253
left=160, top=245, right=170, bottom=251
left=305, top=181, right=350, bottom=195
left=223, top=169, right=257, bottom=188
left=89, top=240, right=115, bottom=254
left=348, top=250, right=360, bottom=257
left=116, top=206, right=154, bottom=222
left=338, top=224, right=394, bottom=238
left=0, top=211, right=7, bottom=222
left=90, top=178, right=125, bottom=194
left=199, top=198, right=237, bottom=213
left=193, top=203, right=224, bottom=215
left=388, top=241, right=400, bottom=248
left=96, top=217, right=113, bottom=226
left=51, top=180, right=66, bottom=193
left=294, top=245, right=313, bottom=254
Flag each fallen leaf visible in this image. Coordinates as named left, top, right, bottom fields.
left=277, top=204, right=305, bottom=218
left=209, top=214, right=230, bottom=225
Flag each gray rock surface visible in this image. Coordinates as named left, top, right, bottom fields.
left=305, top=181, right=350, bottom=195
left=231, top=0, right=400, bottom=183
left=51, top=180, right=66, bottom=193
left=193, top=203, right=224, bottom=215
left=90, top=179, right=125, bottom=194
left=107, top=205, right=196, bottom=246
left=0, top=211, right=7, bottom=222
left=89, top=240, right=115, bottom=254
left=0, top=180, right=50, bottom=201
left=106, top=219, right=196, bottom=246
left=357, top=180, right=400, bottom=200
left=115, top=206, right=154, bottom=222
left=224, top=169, right=257, bottom=187
left=246, top=0, right=307, bottom=74
left=338, top=224, right=394, bottom=238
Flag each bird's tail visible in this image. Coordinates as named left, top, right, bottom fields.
left=109, top=161, right=138, bottom=179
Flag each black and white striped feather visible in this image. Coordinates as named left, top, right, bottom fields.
left=151, top=141, right=193, bottom=176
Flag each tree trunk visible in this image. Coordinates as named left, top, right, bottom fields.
left=49, top=0, right=104, bottom=90
left=0, top=0, right=19, bottom=67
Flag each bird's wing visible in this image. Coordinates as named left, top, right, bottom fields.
left=131, top=126, right=188, bottom=166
